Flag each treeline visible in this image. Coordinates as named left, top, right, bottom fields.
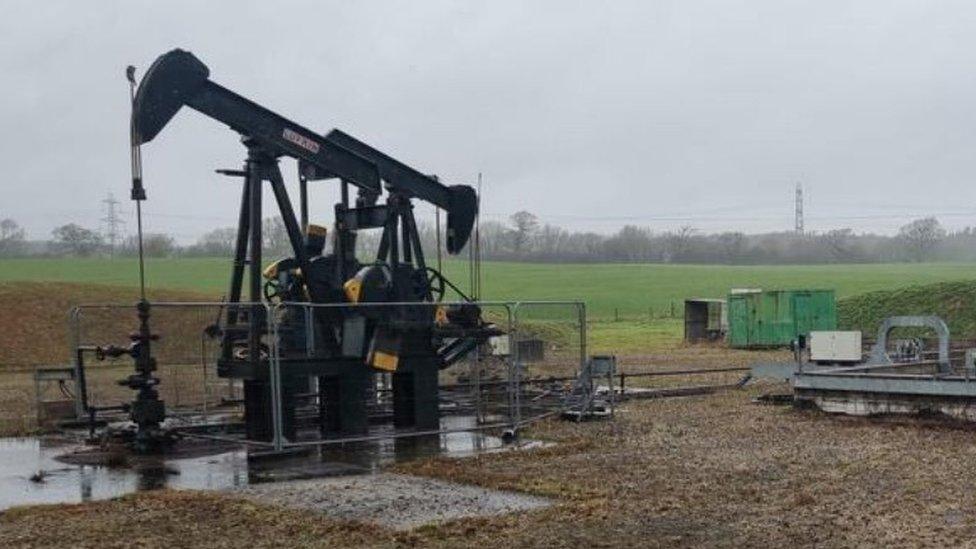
left=474, top=215, right=970, bottom=264
left=472, top=213, right=972, bottom=264
left=1, top=212, right=972, bottom=265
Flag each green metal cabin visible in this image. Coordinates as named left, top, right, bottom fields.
left=727, top=289, right=836, bottom=348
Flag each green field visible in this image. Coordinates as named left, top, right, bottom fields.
left=1, top=258, right=975, bottom=354
left=2, top=257, right=974, bottom=319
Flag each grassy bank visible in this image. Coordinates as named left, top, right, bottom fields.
left=838, top=280, right=976, bottom=338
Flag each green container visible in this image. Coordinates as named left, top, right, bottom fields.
left=727, top=289, right=836, bottom=348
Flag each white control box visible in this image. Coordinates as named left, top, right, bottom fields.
left=488, top=335, right=510, bottom=356
left=809, top=331, right=862, bottom=363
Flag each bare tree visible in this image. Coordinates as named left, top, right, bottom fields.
left=717, top=232, right=745, bottom=264
left=0, top=218, right=27, bottom=257
left=821, top=228, right=856, bottom=262
left=605, top=225, right=653, bottom=261
left=190, top=227, right=238, bottom=256
left=509, top=211, right=539, bottom=253
left=51, top=223, right=102, bottom=256
left=119, top=233, right=177, bottom=257
left=664, top=225, right=697, bottom=262
left=534, top=224, right=570, bottom=258
left=898, top=217, right=945, bottom=262
left=263, top=216, right=292, bottom=258
left=476, top=220, right=510, bottom=256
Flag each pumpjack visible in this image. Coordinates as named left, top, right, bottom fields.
left=129, top=49, right=495, bottom=444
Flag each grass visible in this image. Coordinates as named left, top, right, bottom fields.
left=588, top=318, right=683, bottom=354
left=838, top=280, right=976, bottom=338
left=0, top=490, right=384, bottom=548
left=1, top=258, right=975, bottom=320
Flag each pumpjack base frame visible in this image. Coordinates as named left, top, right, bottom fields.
left=220, top=354, right=444, bottom=442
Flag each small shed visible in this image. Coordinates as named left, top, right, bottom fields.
left=684, top=299, right=727, bottom=342
left=727, top=289, right=836, bottom=348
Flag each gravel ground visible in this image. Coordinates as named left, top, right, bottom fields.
left=233, top=473, right=551, bottom=530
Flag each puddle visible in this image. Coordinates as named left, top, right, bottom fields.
left=0, top=415, right=542, bottom=510
left=0, top=437, right=248, bottom=510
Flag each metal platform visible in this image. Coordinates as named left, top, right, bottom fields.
left=752, top=316, right=976, bottom=421
left=794, top=368, right=976, bottom=399
left=793, top=363, right=976, bottom=420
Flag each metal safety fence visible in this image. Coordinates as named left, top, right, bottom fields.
left=66, top=300, right=585, bottom=452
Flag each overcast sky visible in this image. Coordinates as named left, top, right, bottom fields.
left=3, top=0, right=976, bottom=242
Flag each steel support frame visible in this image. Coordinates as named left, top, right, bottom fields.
left=794, top=372, right=976, bottom=397
left=867, top=315, right=951, bottom=373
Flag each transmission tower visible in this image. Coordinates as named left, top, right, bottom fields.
left=101, top=191, right=124, bottom=255
left=794, top=182, right=804, bottom=235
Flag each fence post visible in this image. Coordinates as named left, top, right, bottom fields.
left=579, top=302, right=587, bottom=378
left=201, top=331, right=208, bottom=425
left=268, top=302, right=285, bottom=451
left=68, top=307, right=87, bottom=418
left=473, top=303, right=482, bottom=423
left=508, top=303, right=521, bottom=430
left=304, top=305, right=315, bottom=357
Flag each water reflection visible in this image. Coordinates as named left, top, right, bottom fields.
left=0, top=437, right=249, bottom=510
left=0, top=417, right=526, bottom=510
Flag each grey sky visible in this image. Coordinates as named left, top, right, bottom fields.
left=3, top=0, right=976, bottom=242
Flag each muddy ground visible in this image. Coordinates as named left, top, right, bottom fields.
left=4, top=343, right=976, bottom=547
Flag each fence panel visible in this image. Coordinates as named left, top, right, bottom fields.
left=70, top=303, right=249, bottom=426
left=67, top=300, right=586, bottom=452
left=511, top=302, right=587, bottom=424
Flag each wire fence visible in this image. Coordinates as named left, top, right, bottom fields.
left=66, top=300, right=586, bottom=451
